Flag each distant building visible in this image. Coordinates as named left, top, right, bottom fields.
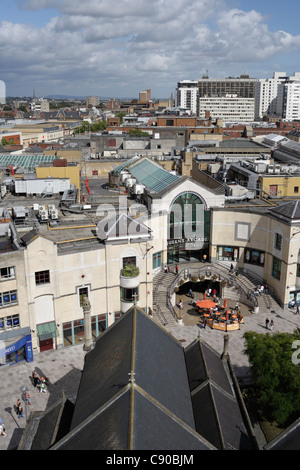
left=139, top=89, right=151, bottom=102
left=86, top=96, right=100, bottom=107
left=199, top=95, right=255, bottom=122
left=175, top=80, right=199, bottom=115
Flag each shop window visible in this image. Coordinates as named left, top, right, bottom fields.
left=0, top=266, right=15, bottom=281
left=217, top=246, right=239, bottom=262
left=244, top=249, right=265, bottom=266
left=121, top=286, right=139, bottom=303
left=274, top=233, right=282, bottom=251
left=153, top=252, right=162, bottom=270
left=272, top=257, right=281, bottom=280
left=35, top=270, right=50, bottom=285
left=0, top=290, right=17, bottom=307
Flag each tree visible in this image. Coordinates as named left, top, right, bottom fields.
left=243, top=331, right=300, bottom=426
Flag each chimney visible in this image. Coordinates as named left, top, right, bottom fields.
left=221, top=333, right=229, bottom=360
left=82, top=297, right=93, bottom=352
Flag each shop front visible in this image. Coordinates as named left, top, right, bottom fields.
left=37, top=321, right=59, bottom=352
left=168, top=192, right=211, bottom=263
left=0, top=327, right=33, bottom=366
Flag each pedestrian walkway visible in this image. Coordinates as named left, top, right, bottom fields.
left=0, top=261, right=300, bottom=450
left=0, top=345, right=85, bottom=450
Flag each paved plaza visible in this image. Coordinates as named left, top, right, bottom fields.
left=0, top=277, right=299, bottom=450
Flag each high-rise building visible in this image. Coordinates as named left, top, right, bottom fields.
left=175, top=80, right=199, bottom=115
left=197, top=75, right=257, bottom=99
left=139, top=89, right=151, bottom=102
left=255, top=72, right=287, bottom=119
left=281, top=74, right=300, bottom=121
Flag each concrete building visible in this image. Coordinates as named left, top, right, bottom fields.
left=281, top=77, right=300, bottom=121
left=199, top=95, right=255, bottom=122
left=255, top=72, right=287, bottom=119
left=197, top=75, right=257, bottom=99
left=175, top=80, right=199, bottom=115
left=1, top=156, right=300, bottom=366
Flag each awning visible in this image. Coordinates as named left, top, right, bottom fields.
left=37, top=322, right=58, bottom=341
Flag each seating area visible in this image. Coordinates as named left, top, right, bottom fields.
left=194, top=294, right=244, bottom=332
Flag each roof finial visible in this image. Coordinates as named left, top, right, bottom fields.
left=128, top=371, right=136, bottom=384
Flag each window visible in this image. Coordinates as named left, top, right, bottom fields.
left=0, top=290, right=18, bottom=307
left=35, top=270, right=50, bottom=285
left=275, top=233, right=282, bottom=251
left=0, top=266, right=15, bottom=281
left=294, top=187, right=299, bottom=194
left=244, top=249, right=265, bottom=266
left=121, top=287, right=139, bottom=303
left=272, top=257, right=282, bottom=280
left=153, top=252, right=162, bottom=270
left=123, top=257, right=136, bottom=268
left=0, top=314, right=20, bottom=331
left=78, top=286, right=89, bottom=307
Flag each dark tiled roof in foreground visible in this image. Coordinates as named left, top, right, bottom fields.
left=19, top=306, right=256, bottom=450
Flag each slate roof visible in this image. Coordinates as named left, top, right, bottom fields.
left=268, top=200, right=300, bottom=220
left=96, top=212, right=152, bottom=241
left=185, top=340, right=253, bottom=450
left=18, top=396, right=74, bottom=450
left=264, top=417, right=300, bottom=450
left=20, top=306, right=257, bottom=450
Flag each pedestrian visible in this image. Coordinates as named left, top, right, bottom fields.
left=270, top=319, right=274, bottom=331
left=17, top=403, right=23, bottom=419
left=235, top=302, right=239, bottom=312
left=164, top=265, right=168, bottom=274
left=297, top=305, right=300, bottom=315
left=265, top=317, right=269, bottom=329
left=0, top=419, right=6, bottom=437
left=189, top=288, right=193, bottom=298
left=175, top=265, right=178, bottom=275
left=230, top=263, right=234, bottom=272
left=179, top=299, right=183, bottom=310
left=25, top=391, right=31, bottom=405
left=202, top=253, right=207, bottom=263
left=203, top=319, right=206, bottom=329
left=260, top=284, right=264, bottom=295
left=32, top=370, right=39, bottom=387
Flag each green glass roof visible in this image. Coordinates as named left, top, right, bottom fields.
left=129, top=158, right=179, bottom=193
left=0, top=155, right=56, bottom=171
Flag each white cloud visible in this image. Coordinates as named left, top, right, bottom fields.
left=4, top=0, right=300, bottom=97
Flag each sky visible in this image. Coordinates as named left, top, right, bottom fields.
left=1, top=0, right=300, bottom=99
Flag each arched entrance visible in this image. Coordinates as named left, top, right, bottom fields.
left=167, top=191, right=210, bottom=263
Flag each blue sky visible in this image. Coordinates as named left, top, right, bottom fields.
left=1, top=0, right=300, bottom=98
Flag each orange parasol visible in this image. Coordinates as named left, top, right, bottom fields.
left=196, top=299, right=216, bottom=309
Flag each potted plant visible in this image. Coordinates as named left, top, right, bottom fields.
left=121, top=264, right=140, bottom=278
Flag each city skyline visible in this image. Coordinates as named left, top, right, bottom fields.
left=1, top=0, right=300, bottom=99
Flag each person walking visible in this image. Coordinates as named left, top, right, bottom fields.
left=175, top=265, right=178, bottom=275
left=0, top=419, right=6, bottom=437
left=270, top=319, right=274, bottom=331
left=17, top=403, right=23, bottom=419
left=25, top=391, right=31, bottom=405
left=296, top=305, right=300, bottom=315
left=265, top=317, right=270, bottom=329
